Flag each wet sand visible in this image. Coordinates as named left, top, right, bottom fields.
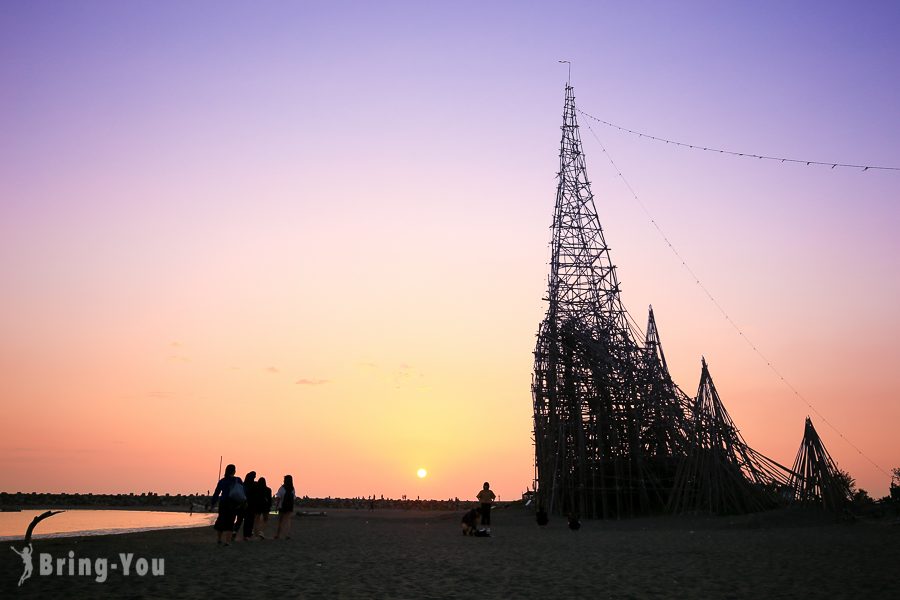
left=2, top=507, right=897, bottom=598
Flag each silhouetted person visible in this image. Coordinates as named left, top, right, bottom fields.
left=275, top=474, right=296, bottom=539
left=233, top=471, right=256, bottom=541
left=476, top=481, right=496, bottom=533
left=211, top=464, right=243, bottom=545
left=461, top=508, right=480, bottom=535
left=568, top=514, right=581, bottom=531
left=253, top=477, right=272, bottom=538
left=536, top=508, right=549, bottom=526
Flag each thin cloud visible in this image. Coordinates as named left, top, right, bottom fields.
left=393, top=364, right=427, bottom=390
left=265, top=367, right=280, bottom=374
left=295, top=378, right=329, bottom=386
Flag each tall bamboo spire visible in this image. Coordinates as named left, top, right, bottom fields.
left=544, top=85, right=632, bottom=339
left=533, top=86, right=677, bottom=518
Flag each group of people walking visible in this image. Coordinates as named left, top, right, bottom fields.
left=213, top=466, right=497, bottom=544
left=210, top=464, right=296, bottom=545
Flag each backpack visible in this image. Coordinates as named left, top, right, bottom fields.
left=229, top=480, right=247, bottom=504
left=282, top=489, right=295, bottom=512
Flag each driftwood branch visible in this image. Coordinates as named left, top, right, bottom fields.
left=24, top=510, right=64, bottom=543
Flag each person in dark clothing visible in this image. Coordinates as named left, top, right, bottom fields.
left=275, top=474, right=296, bottom=540
left=461, top=508, right=480, bottom=535
left=233, top=471, right=256, bottom=541
left=253, top=477, right=273, bottom=538
left=210, top=464, right=243, bottom=546
left=476, top=482, right=496, bottom=533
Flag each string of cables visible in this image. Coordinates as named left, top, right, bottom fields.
left=578, top=117, right=892, bottom=479
left=577, top=108, right=900, bottom=173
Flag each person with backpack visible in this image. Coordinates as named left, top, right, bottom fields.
left=274, top=474, right=296, bottom=540
left=210, top=463, right=244, bottom=546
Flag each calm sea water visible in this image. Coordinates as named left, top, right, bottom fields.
left=0, top=509, right=216, bottom=540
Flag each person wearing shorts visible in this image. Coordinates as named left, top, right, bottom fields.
left=211, top=464, right=243, bottom=546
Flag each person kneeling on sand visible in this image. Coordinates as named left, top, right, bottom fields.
left=461, top=508, right=480, bottom=535
left=461, top=508, right=491, bottom=537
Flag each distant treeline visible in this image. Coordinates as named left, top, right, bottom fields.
left=297, top=497, right=485, bottom=512
left=0, top=492, right=495, bottom=513
left=0, top=492, right=208, bottom=511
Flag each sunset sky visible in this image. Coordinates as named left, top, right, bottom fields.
left=2, top=1, right=898, bottom=500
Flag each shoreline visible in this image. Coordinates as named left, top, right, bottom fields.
left=2, top=505, right=206, bottom=513
left=0, top=518, right=216, bottom=543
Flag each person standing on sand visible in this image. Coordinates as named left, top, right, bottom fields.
left=253, top=476, right=272, bottom=538
left=210, top=464, right=243, bottom=546
left=274, top=474, right=296, bottom=540
left=233, top=471, right=256, bottom=541
left=477, top=481, right=496, bottom=533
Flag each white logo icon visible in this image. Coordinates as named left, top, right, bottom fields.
left=10, top=543, right=34, bottom=587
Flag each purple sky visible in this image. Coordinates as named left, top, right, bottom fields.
left=1, top=1, right=898, bottom=497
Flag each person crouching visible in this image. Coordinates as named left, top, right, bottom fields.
left=461, top=508, right=480, bottom=535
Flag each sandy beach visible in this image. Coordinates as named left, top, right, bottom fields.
left=2, top=507, right=898, bottom=599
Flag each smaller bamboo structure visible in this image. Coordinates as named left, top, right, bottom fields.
left=668, top=358, right=790, bottom=515
left=787, top=417, right=851, bottom=512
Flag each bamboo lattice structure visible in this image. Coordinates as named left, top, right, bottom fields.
left=668, top=358, right=791, bottom=514
left=787, top=417, right=851, bottom=512
left=532, top=85, right=795, bottom=518
left=532, top=85, right=691, bottom=518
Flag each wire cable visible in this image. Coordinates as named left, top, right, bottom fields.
left=579, top=117, right=892, bottom=479
left=577, top=108, right=900, bottom=173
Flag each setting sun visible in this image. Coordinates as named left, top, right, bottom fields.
left=417, top=468, right=427, bottom=479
